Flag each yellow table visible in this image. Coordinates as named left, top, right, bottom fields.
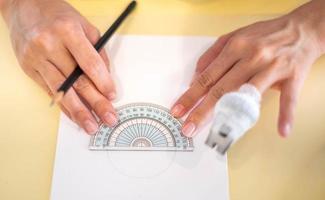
left=0, top=0, right=324, bottom=199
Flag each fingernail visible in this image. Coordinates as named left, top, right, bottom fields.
left=282, top=123, right=292, bottom=137
left=108, top=92, right=116, bottom=100
left=182, top=122, right=196, bottom=137
left=104, top=112, right=118, bottom=127
left=84, top=120, right=98, bottom=134
left=171, top=104, right=185, bottom=117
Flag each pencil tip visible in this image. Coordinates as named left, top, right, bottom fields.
left=50, top=91, right=64, bottom=107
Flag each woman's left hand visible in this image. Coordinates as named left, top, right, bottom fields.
left=171, top=0, right=325, bottom=138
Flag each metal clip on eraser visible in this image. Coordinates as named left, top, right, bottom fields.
left=205, top=84, right=262, bottom=155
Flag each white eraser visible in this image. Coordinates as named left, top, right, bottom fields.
left=206, top=84, right=261, bottom=154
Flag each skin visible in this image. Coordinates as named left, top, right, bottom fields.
left=0, top=0, right=118, bottom=134
left=1, top=0, right=324, bottom=137
left=171, top=0, right=325, bottom=138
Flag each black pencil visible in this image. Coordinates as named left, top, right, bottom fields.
left=51, top=0, right=137, bottom=106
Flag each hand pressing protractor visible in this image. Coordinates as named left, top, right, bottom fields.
left=89, top=103, right=194, bottom=152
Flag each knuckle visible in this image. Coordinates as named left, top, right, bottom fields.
left=209, top=86, right=225, bottom=101
left=83, top=58, right=102, bottom=76
left=188, top=110, right=205, bottom=124
left=237, top=60, right=256, bottom=72
left=53, top=17, right=79, bottom=34
left=228, top=35, right=247, bottom=48
left=94, top=100, right=110, bottom=115
left=278, top=58, right=294, bottom=79
left=268, top=58, right=282, bottom=72
left=196, top=72, right=214, bottom=88
left=265, top=63, right=281, bottom=80
left=71, top=109, right=87, bottom=122
left=253, top=44, right=272, bottom=61
left=272, top=57, right=282, bottom=68
left=180, top=93, right=196, bottom=107
left=73, top=75, right=92, bottom=92
left=89, top=27, right=101, bottom=42
left=28, top=29, right=53, bottom=52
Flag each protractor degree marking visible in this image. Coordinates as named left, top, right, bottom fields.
left=146, top=126, right=160, bottom=142
left=113, top=122, right=135, bottom=144
left=90, top=103, right=193, bottom=152
left=145, top=119, right=156, bottom=139
left=146, top=126, right=164, bottom=142
left=130, top=120, right=139, bottom=139
left=116, top=126, right=133, bottom=141
left=117, top=133, right=133, bottom=144
left=127, top=120, right=138, bottom=139
left=119, top=123, right=135, bottom=142
left=141, top=118, right=148, bottom=138
left=153, top=137, right=169, bottom=146
left=146, top=122, right=160, bottom=140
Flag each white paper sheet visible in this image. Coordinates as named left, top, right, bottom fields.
left=50, top=35, right=229, bottom=200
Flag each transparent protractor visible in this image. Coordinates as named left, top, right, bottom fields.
left=111, top=118, right=175, bottom=148
left=89, top=102, right=194, bottom=151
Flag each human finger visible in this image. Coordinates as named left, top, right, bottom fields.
left=24, top=68, right=53, bottom=96
left=83, top=25, right=111, bottom=71
left=278, top=77, right=303, bottom=137
left=25, top=68, right=73, bottom=119
left=48, top=46, right=118, bottom=127
left=248, top=62, right=289, bottom=94
left=171, top=43, right=240, bottom=118
left=181, top=60, right=254, bottom=137
left=61, top=24, right=116, bottom=99
left=37, top=61, right=99, bottom=134
left=193, top=33, right=233, bottom=80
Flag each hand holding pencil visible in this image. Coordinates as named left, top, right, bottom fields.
left=2, top=0, right=136, bottom=134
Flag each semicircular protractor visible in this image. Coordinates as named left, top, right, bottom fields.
left=89, top=103, right=194, bottom=151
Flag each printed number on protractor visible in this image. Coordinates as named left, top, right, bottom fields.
left=89, top=103, right=194, bottom=151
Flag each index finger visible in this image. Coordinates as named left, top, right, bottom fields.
left=171, top=45, right=239, bottom=118
left=195, top=33, right=233, bottom=75
left=63, top=27, right=116, bottom=100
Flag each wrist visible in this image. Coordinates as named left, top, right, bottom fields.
left=288, top=0, right=325, bottom=55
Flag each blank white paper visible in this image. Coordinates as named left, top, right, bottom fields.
left=50, top=35, right=229, bottom=200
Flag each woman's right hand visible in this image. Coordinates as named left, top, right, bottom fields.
left=1, top=0, right=118, bottom=134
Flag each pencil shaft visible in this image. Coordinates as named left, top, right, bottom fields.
left=57, top=1, right=136, bottom=94
left=95, top=0, right=136, bottom=51
left=59, top=67, right=83, bottom=92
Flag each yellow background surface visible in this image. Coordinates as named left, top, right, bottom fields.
left=0, top=0, right=324, bottom=199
